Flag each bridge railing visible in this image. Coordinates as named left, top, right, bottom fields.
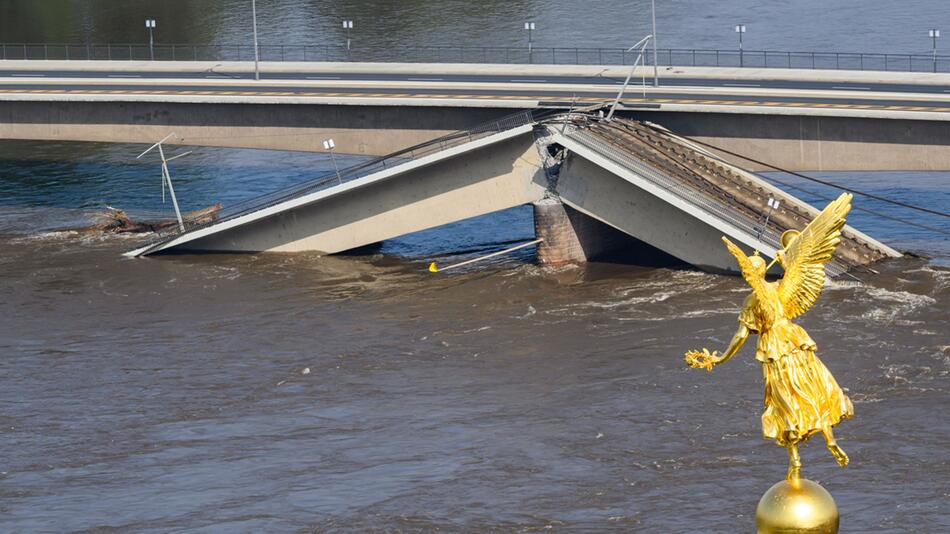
left=4, top=42, right=950, bottom=73
left=135, top=108, right=554, bottom=252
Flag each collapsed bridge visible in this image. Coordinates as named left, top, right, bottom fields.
left=126, top=111, right=899, bottom=274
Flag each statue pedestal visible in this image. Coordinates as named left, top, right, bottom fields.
left=756, top=478, right=839, bottom=534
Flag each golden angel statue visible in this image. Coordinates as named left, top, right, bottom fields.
left=685, top=193, right=855, bottom=482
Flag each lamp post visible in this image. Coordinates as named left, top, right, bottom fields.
left=607, top=34, right=653, bottom=121
left=251, top=0, right=260, bottom=80
left=343, top=20, right=354, bottom=61
left=524, top=22, right=535, bottom=64
left=145, top=19, right=156, bottom=60
left=930, top=29, right=940, bottom=73
left=324, top=139, right=341, bottom=183
left=735, top=24, right=746, bottom=67
left=651, top=0, right=659, bottom=86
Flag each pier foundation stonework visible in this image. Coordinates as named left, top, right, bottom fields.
left=533, top=198, right=633, bottom=264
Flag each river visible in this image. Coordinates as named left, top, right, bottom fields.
left=1, top=1, right=949, bottom=532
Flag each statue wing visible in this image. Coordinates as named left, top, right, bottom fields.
left=778, top=192, right=852, bottom=319
left=721, top=236, right=769, bottom=302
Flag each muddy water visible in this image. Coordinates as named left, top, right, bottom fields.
left=0, top=197, right=947, bottom=531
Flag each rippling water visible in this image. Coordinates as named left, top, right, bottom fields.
left=3, top=0, right=950, bottom=55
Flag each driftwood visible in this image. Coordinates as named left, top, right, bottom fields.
left=78, top=204, right=221, bottom=234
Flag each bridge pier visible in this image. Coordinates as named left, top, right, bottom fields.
left=533, top=197, right=659, bottom=265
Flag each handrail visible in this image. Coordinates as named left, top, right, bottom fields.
left=3, top=42, right=950, bottom=73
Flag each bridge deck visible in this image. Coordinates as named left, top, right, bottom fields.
left=561, top=118, right=898, bottom=272
left=127, top=110, right=899, bottom=275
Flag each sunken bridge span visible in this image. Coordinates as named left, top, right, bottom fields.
left=127, top=110, right=899, bottom=274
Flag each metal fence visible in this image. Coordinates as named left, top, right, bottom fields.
left=3, top=42, right=950, bottom=73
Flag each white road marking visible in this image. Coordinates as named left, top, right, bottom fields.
left=833, top=86, right=869, bottom=90
left=723, top=82, right=760, bottom=87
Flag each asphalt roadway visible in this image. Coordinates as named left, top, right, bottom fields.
left=2, top=67, right=950, bottom=113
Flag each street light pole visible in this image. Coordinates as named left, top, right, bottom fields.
left=930, top=29, right=940, bottom=73
left=525, top=22, right=535, bottom=64
left=145, top=19, right=156, bottom=60
left=735, top=24, right=746, bottom=67
left=324, top=139, right=341, bottom=183
left=251, top=0, right=260, bottom=80
left=651, top=0, right=659, bottom=86
left=607, top=34, right=653, bottom=121
left=343, top=20, right=354, bottom=61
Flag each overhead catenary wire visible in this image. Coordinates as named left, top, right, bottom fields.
left=681, top=135, right=950, bottom=219
left=752, top=171, right=950, bottom=237
left=677, top=135, right=950, bottom=237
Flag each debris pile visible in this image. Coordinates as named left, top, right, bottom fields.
left=79, top=204, right=221, bottom=234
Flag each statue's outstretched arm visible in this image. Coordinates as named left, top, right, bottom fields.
left=685, top=325, right=749, bottom=371
left=715, top=325, right=750, bottom=365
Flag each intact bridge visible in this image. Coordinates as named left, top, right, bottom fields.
left=5, top=60, right=950, bottom=172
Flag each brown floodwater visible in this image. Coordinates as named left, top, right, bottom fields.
left=0, top=221, right=946, bottom=532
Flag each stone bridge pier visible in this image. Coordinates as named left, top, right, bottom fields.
left=532, top=198, right=678, bottom=266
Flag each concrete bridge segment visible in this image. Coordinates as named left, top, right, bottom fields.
left=129, top=124, right=546, bottom=255
left=129, top=112, right=899, bottom=276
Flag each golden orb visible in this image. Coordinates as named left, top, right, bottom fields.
left=756, top=478, right=839, bottom=534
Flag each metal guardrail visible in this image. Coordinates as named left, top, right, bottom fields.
left=3, top=42, right=950, bottom=73
left=135, top=108, right=553, bottom=253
